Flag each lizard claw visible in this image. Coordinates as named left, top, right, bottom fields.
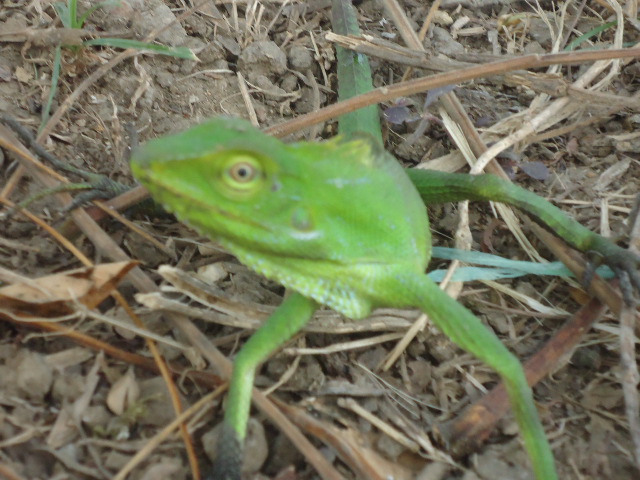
left=207, top=423, right=242, bottom=480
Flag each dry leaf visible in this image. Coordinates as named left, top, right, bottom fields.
left=107, top=367, right=140, bottom=416
left=0, top=261, right=138, bottom=319
left=14, top=66, right=31, bottom=83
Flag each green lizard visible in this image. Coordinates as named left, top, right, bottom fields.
left=131, top=116, right=558, bottom=479
left=129, top=3, right=639, bottom=480
left=131, top=115, right=639, bottom=478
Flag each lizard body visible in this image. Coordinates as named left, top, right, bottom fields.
left=131, top=116, right=557, bottom=480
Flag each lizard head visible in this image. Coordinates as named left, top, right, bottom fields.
left=131, top=117, right=430, bottom=318
left=131, top=117, right=319, bottom=254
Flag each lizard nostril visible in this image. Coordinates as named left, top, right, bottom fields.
left=291, top=207, right=313, bottom=232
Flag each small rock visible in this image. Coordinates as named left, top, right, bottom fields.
left=211, top=59, right=230, bottom=71
left=253, top=74, right=287, bottom=98
left=139, top=460, right=184, bottom=480
left=203, top=418, right=268, bottom=474
left=431, top=27, right=464, bottom=56
left=238, top=40, right=287, bottom=82
left=280, top=73, right=299, bottom=93
left=81, top=405, right=112, bottom=429
left=217, top=35, right=241, bottom=56
left=138, top=376, right=184, bottom=427
left=0, top=365, right=17, bottom=397
left=198, top=41, right=226, bottom=64
left=288, top=45, right=313, bottom=70
left=294, top=87, right=326, bottom=114
left=523, top=41, right=545, bottom=55
left=130, top=0, right=189, bottom=46
left=528, top=17, right=554, bottom=47
left=155, top=71, right=175, bottom=89
left=104, top=450, right=132, bottom=471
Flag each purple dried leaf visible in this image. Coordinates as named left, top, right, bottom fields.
left=520, top=161, right=550, bottom=181
left=383, top=105, right=413, bottom=125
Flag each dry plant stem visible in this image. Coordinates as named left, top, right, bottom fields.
left=621, top=202, right=640, bottom=469
left=418, top=0, right=441, bottom=42
left=380, top=0, right=536, bottom=372
left=264, top=47, right=640, bottom=138
left=328, top=33, right=640, bottom=110
left=139, top=290, right=416, bottom=334
left=7, top=317, right=206, bottom=380
left=0, top=124, right=70, bottom=195
left=236, top=71, right=259, bottom=126
left=531, top=223, right=625, bottom=315
left=381, top=0, right=540, bottom=266
left=0, top=463, right=26, bottom=480
left=559, top=0, right=589, bottom=50
left=1, top=48, right=140, bottom=203
left=471, top=55, right=607, bottom=174
left=274, top=398, right=408, bottom=480
left=115, top=292, right=200, bottom=479
left=440, top=294, right=607, bottom=455
left=339, top=397, right=421, bottom=453
left=621, top=301, right=640, bottom=471
left=113, top=388, right=225, bottom=480
left=7, top=303, right=342, bottom=478
left=471, top=2, right=626, bottom=174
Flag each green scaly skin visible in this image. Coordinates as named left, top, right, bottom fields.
left=131, top=117, right=557, bottom=480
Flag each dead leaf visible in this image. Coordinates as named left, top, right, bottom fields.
left=0, top=261, right=138, bottom=319
left=107, top=367, right=140, bottom=416
left=14, top=66, right=31, bottom=83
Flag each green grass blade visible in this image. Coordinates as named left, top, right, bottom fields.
left=41, top=45, right=62, bottom=130
left=53, top=2, right=72, bottom=29
left=69, top=0, right=79, bottom=28
left=564, top=21, right=618, bottom=51
left=83, top=38, right=198, bottom=60
left=331, top=0, right=382, bottom=144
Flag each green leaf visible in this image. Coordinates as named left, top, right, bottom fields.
left=41, top=45, right=62, bottom=130
left=83, top=39, right=198, bottom=60
left=331, top=0, right=382, bottom=145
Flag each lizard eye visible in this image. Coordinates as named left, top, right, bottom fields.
left=222, top=155, right=262, bottom=191
left=229, top=162, right=256, bottom=182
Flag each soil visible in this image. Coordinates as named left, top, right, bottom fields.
left=1, top=1, right=639, bottom=480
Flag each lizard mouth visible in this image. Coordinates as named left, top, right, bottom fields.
left=144, top=175, right=272, bottom=234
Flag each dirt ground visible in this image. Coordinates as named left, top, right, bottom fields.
left=1, top=1, right=640, bottom=479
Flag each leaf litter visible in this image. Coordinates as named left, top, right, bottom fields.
left=0, top=1, right=639, bottom=479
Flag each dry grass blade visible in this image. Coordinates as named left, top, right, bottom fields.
left=113, top=388, right=225, bottom=480
left=274, top=397, right=412, bottom=480
left=265, top=47, right=640, bottom=138
left=621, top=196, right=640, bottom=469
